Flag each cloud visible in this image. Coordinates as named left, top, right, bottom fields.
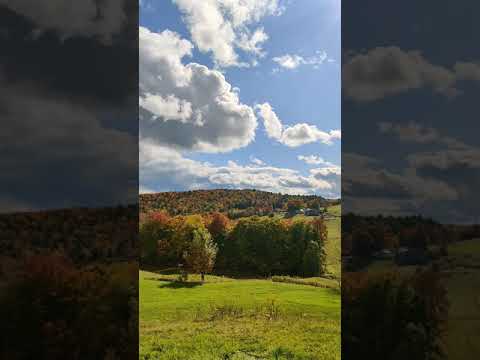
left=250, top=156, right=266, bottom=166
left=0, top=85, right=137, bottom=211
left=139, top=94, right=194, bottom=123
left=378, top=121, right=444, bottom=144
left=139, top=26, right=257, bottom=153
left=0, top=6, right=138, bottom=211
left=298, top=155, right=339, bottom=167
left=310, top=166, right=341, bottom=198
left=255, top=102, right=283, bottom=139
left=1, top=4, right=137, bottom=107
left=272, top=51, right=330, bottom=70
left=140, top=141, right=336, bottom=196
left=342, top=151, right=459, bottom=216
left=237, top=27, right=269, bottom=57
left=296, top=155, right=341, bottom=197
left=281, top=124, right=340, bottom=147
left=343, top=46, right=480, bottom=102
left=0, top=0, right=129, bottom=43
left=378, top=122, right=480, bottom=165
left=344, top=122, right=480, bottom=222
left=255, top=102, right=340, bottom=147
left=172, top=0, right=283, bottom=67
left=387, top=125, right=480, bottom=223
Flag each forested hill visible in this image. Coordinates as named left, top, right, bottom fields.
left=140, top=189, right=337, bottom=216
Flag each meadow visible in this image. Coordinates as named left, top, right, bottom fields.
left=139, top=272, right=340, bottom=360
left=443, top=238, right=480, bottom=359
left=139, top=205, right=341, bottom=360
left=324, top=205, right=341, bottom=278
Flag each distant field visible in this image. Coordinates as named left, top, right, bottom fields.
left=444, top=238, right=480, bottom=359
left=140, top=271, right=340, bottom=360
left=324, top=205, right=341, bottom=278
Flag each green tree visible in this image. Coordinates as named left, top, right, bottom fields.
left=287, top=200, right=303, bottom=213
left=183, top=226, right=218, bottom=281
left=286, top=221, right=310, bottom=274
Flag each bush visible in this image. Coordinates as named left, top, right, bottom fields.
left=342, top=269, right=449, bottom=360
left=0, top=254, right=138, bottom=360
left=271, top=276, right=339, bottom=290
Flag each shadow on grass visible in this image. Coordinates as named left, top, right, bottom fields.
left=159, top=281, right=203, bottom=289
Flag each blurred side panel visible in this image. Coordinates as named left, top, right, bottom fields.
left=0, top=1, right=139, bottom=359
left=342, top=1, right=480, bottom=359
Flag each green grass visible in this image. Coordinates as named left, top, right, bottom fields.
left=140, top=271, right=340, bottom=360
left=325, top=205, right=341, bottom=278
left=326, top=204, right=341, bottom=217
left=140, top=204, right=341, bottom=359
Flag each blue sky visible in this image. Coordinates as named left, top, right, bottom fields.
left=139, top=0, right=341, bottom=198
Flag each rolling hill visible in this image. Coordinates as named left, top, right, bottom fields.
left=140, top=189, right=338, bottom=216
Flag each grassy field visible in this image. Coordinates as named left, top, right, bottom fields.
left=324, top=205, right=341, bottom=278
left=140, top=271, right=340, bottom=360
left=140, top=204, right=341, bottom=360
left=443, top=238, right=480, bottom=359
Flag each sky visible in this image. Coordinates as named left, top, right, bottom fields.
left=139, top=0, right=341, bottom=198
left=342, top=0, right=480, bottom=223
left=0, top=1, right=138, bottom=212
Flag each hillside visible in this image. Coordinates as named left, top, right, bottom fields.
left=140, top=189, right=337, bottom=216
left=0, top=206, right=137, bottom=265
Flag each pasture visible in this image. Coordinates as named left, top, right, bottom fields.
left=140, top=204, right=341, bottom=359
left=324, top=205, right=341, bottom=278
left=444, top=238, right=480, bottom=359
left=139, top=271, right=340, bottom=360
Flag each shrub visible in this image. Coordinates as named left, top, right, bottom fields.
left=0, top=254, right=138, bottom=360
left=342, top=269, right=449, bottom=360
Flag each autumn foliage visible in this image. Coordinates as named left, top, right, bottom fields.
left=0, top=254, right=138, bottom=360
left=342, top=269, right=449, bottom=359
left=140, top=189, right=330, bottom=217
left=140, top=211, right=328, bottom=277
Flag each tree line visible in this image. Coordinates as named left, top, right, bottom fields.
left=342, top=214, right=460, bottom=258
left=140, top=211, right=328, bottom=278
left=140, top=189, right=330, bottom=217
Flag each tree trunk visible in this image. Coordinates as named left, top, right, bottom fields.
left=201, top=272, right=205, bottom=282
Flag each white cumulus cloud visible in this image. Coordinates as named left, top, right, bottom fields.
left=255, top=102, right=340, bottom=147
left=172, top=0, right=284, bottom=67
left=140, top=141, right=336, bottom=196
left=298, top=155, right=336, bottom=166
left=139, top=26, right=257, bottom=153
left=139, top=94, right=194, bottom=123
